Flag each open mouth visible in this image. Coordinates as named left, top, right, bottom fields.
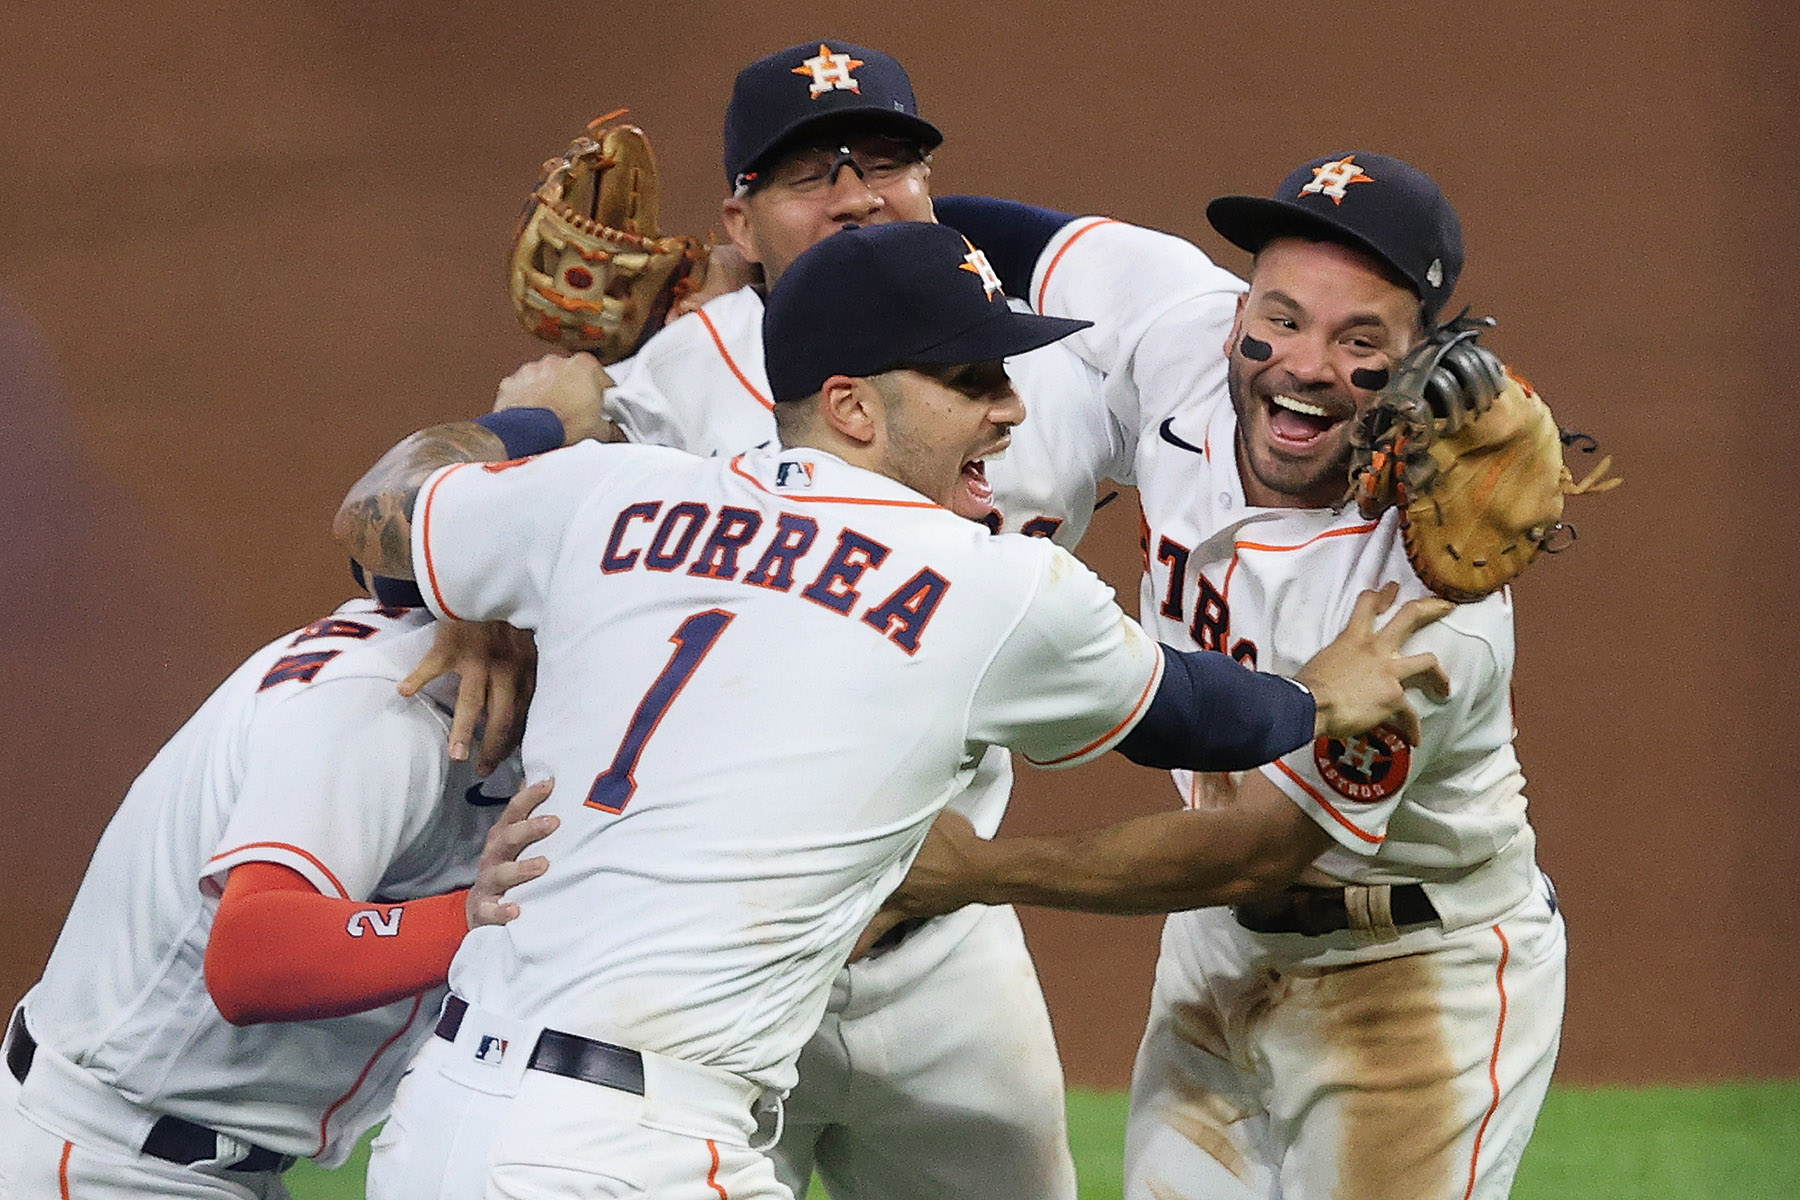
left=959, top=458, right=996, bottom=511
left=1263, top=393, right=1349, bottom=451
left=949, top=442, right=1009, bottom=521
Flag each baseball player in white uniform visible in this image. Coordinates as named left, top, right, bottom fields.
left=0, top=600, right=548, bottom=1199
left=335, top=220, right=1451, bottom=1200
left=881, top=159, right=1568, bottom=1198
left=484, top=41, right=1149, bottom=1200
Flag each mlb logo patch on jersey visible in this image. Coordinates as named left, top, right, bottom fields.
left=475, top=1034, right=509, bottom=1065
left=1312, top=726, right=1411, bottom=802
left=775, top=460, right=816, bottom=489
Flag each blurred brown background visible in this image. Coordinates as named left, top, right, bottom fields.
left=3, top=1, right=1794, bottom=1089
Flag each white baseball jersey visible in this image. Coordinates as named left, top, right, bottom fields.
left=410, top=441, right=1163, bottom=1091
left=16, top=600, right=510, bottom=1167
left=605, top=285, right=1132, bottom=843
left=1030, top=216, right=1539, bottom=930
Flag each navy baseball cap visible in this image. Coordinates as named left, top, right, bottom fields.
left=724, top=40, right=944, bottom=188
left=1207, top=152, right=1464, bottom=321
left=763, top=222, right=1091, bottom=403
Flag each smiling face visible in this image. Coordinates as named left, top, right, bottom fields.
left=721, top=130, right=934, bottom=285
left=871, top=361, right=1024, bottom=519
left=1226, top=236, right=1427, bottom=509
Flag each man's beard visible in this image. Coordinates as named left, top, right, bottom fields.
left=1226, top=354, right=1354, bottom=507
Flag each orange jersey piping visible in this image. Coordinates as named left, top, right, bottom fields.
left=706, top=1138, right=730, bottom=1199
left=1462, top=925, right=1513, bottom=1200
left=418, top=463, right=474, bottom=621
left=206, top=841, right=350, bottom=899
left=313, top=993, right=425, bottom=1158
left=1027, top=647, right=1163, bottom=767
left=1037, top=218, right=1120, bottom=313
left=1271, top=760, right=1385, bottom=845
left=695, top=309, right=773, bottom=411
left=1222, top=521, right=1382, bottom=599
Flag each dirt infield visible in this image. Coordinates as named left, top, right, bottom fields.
left=3, top=3, right=1793, bottom=1088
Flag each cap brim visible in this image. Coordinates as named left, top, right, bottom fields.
left=1207, top=194, right=1396, bottom=269
left=744, top=110, right=944, bottom=181
left=902, top=307, right=1092, bottom=367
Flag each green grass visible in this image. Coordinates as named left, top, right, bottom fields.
left=288, top=1080, right=1800, bottom=1199
left=1512, top=1080, right=1800, bottom=1200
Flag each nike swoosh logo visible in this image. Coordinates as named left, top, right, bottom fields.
left=464, top=782, right=509, bottom=807
left=1158, top=418, right=1206, bottom=456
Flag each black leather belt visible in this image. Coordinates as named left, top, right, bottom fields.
left=140, top=1118, right=296, bottom=1173
left=1233, top=883, right=1438, bottom=936
left=5, top=1012, right=294, bottom=1174
left=436, top=995, right=645, bottom=1096
left=5, top=1008, right=33, bottom=1085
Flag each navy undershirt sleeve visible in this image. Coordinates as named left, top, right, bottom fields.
left=1114, top=646, right=1316, bottom=771
left=934, top=196, right=1080, bottom=300
left=349, top=560, right=428, bottom=610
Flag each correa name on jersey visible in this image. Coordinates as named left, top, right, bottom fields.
left=597, top=498, right=950, bottom=655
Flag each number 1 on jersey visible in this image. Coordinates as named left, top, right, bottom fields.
left=586, top=608, right=736, bottom=814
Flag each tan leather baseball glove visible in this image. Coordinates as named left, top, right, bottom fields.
left=1348, top=316, right=1621, bottom=602
left=508, top=113, right=707, bottom=363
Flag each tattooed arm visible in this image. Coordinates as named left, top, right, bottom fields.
left=334, top=361, right=620, bottom=578
left=333, top=423, right=509, bottom=580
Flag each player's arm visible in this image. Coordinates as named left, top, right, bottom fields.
left=899, top=577, right=1447, bottom=935
left=885, top=593, right=1457, bottom=921
left=350, top=355, right=626, bottom=605
left=334, top=413, right=570, bottom=580
left=884, top=772, right=1330, bottom=922
left=333, top=356, right=614, bottom=579
left=979, top=546, right=1448, bottom=772
left=1118, top=583, right=1452, bottom=768
left=205, top=781, right=557, bottom=1025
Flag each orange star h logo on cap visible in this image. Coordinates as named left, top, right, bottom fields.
left=958, top=239, right=1004, bottom=298
left=792, top=44, right=865, bottom=98
left=1300, top=155, right=1375, bottom=205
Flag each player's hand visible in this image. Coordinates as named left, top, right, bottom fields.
left=849, top=810, right=988, bottom=963
left=400, top=620, right=538, bottom=775
left=493, top=352, right=623, bottom=445
left=466, top=779, right=559, bottom=930
left=848, top=905, right=913, bottom=963
left=671, top=243, right=755, bottom=318
left=1295, top=582, right=1453, bottom=746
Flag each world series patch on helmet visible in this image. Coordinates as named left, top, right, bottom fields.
left=508, top=114, right=707, bottom=363
left=1347, top=315, right=1622, bottom=602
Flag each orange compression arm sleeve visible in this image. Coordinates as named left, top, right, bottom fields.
left=204, top=861, right=468, bottom=1025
